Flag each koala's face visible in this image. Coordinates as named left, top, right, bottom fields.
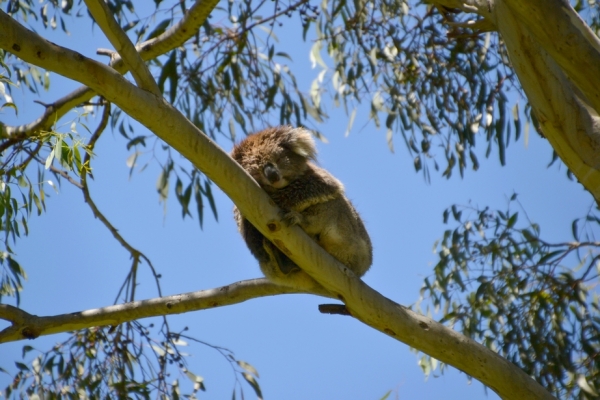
left=255, top=147, right=307, bottom=189
left=232, top=127, right=317, bottom=191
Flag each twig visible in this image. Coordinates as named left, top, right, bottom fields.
left=48, top=165, right=84, bottom=189
left=78, top=103, right=161, bottom=303
left=14, top=140, right=43, bottom=171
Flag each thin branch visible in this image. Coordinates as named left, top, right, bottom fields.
left=14, top=140, right=43, bottom=171
left=48, top=165, right=84, bottom=189
left=0, top=279, right=324, bottom=343
left=580, top=254, right=600, bottom=282
left=0, top=137, right=22, bottom=154
left=1, top=87, right=91, bottom=140
left=194, top=0, right=310, bottom=77
left=83, top=0, right=160, bottom=95
left=19, top=104, right=166, bottom=304
left=78, top=103, right=162, bottom=302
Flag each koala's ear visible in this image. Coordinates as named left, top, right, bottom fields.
left=287, top=127, right=317, bottom=160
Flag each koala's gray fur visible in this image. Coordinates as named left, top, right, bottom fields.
left=231, top=126, right=372, bottom=289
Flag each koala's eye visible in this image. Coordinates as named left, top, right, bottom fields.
left=273, top=152, right=286, bottom=163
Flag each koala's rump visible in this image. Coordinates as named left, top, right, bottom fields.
left=299, top=197, right=372, bottom=277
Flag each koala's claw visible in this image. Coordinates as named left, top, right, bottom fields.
left=281, top=210, right=303, bottom=227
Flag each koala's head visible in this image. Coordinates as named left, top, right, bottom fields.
left=231, top=126, right=317, bottom=190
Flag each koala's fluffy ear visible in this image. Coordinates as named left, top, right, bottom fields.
left=287, top=127, right=317, bottom=160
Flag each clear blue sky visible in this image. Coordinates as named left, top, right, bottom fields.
left=0, top=4, right=593, bottom=399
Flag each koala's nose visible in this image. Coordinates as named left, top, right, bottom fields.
left=263, top=163, right=281, bottom=184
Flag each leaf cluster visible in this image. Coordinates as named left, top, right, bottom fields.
left=309, top=1, right=524, bottom=180
left=174, top=0, right=324, bottom=140
left=2, top=321, right=263, bottom=400
left=0, top=109, right=92, bottom=306
left=420, top=196, right=600, bottom=399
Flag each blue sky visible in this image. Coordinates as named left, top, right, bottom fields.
left=0, top=3, right=594, bottom=399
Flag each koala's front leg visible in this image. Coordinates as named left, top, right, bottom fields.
left=280, top=209, right=305, bottom=227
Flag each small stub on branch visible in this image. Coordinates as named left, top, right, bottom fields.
left=318, top=304, right=351, bottom=316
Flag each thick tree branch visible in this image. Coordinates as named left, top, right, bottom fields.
left=501, top=0, right=600, bottom=114
left=0, top=279, right=318, bottom=343
left=1, top=0, right=218, bottom=139
left=493, top=0, right=600, bottom=202
left=0, top=13, right=555, bottom=399
left=429, top=0, right=600, bottom=205
left=83, top=0, right=161, bottom=95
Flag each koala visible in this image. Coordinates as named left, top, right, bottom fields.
left=231, top=126, right=372, bottom=290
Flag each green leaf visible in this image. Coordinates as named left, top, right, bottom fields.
left=157, top=51, right=178, bottom=103
left=126, top=136, right=147, bottom=150
left=195, top=181, right=204, bottom=229
left=451, top=205, right=461, bottom=222
left=469, top=150, right=479, bottom=171
left=577, top=375, right=599, bottom=396
left=7, top=257, right=24, bottom=277
left=15, top=361, right=29, bottom=371
left=237, top=360, right=259, bottom=377
left=203, top=180, right=218, bottom=221
left=309, top=42, right=326, bottom=69
left=242, top=372, right=263, bottom=400
left=512, top=103, right=521, bottom=141
left=156, top=167, right=170, bottom=203
left=507, top=212, right=518, bottom=229
left=475, top=281, right=490, bottom=301
left=145, top=19, right=171, bottom=40
left=45, top=149, right=55, bottom=170
left=182, top=184, right=192, bottom=218
left=571, top=218, right=579, bottom=241
left=379, top=390, right=392, bottom=400
left=54, top=138, right=63, bottom=168
left=413, top=156, right=421, bottom=172
left=184, top=370, right=206, bottom=392
left=17, top=175, right=27, bottom=188
left=537, top=250, right=563, bottom=266
left=21, top=345, right=33, bottom=358
left=73, top=146, right=83, bottom=175
left=496, top=110, right=506, bottom=166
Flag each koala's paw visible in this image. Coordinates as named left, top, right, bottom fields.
left=281, top=210, right=304, bottom=227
